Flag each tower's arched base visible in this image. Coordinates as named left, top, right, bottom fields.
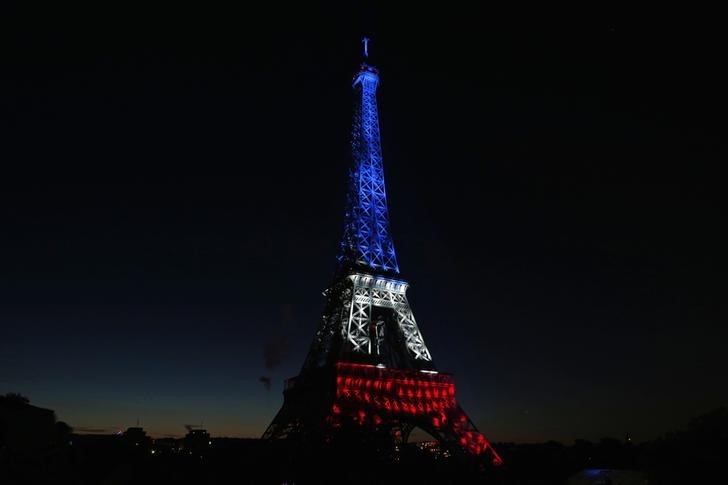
left=263, top=363, right=502, bottom=468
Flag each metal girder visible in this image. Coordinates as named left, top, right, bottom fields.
left=303, top=273, right=432, bottom=373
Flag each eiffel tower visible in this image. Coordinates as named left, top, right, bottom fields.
left=263, top=38, right=502, bottom=467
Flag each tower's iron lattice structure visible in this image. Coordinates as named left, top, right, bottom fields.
left=263, top=40, right=501, bottom=466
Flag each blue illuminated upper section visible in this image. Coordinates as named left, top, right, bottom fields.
left=337, top=62, right=400, bottom=275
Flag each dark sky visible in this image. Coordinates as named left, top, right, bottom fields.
left=2, top=4, right=725, bottom=442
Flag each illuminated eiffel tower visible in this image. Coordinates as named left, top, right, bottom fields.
left=263, top=38, right=501, bottom=466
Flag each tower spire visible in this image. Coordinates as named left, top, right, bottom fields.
left=337, top=41, right=399, bottom=275
left=362, top=36, right=369, bottom=59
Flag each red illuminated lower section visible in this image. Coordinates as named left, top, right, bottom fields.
left=332, top=362, right=502, bottom=465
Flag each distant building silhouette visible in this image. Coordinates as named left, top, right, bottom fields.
left=122, top=426, right=151, bottom=451
left=151, top=437, right=180, bottom=455
left=183, top=428, right=211, bottom=455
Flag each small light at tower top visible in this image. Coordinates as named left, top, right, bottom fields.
left=362, top=36, right=369, bottom=59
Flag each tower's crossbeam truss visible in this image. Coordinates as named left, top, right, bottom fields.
left=302, top=272, right=432, bottom=372
left=345, top=274, right=431, bottom=361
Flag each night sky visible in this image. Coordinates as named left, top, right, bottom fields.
left=3, top=4, right=725, bottom=442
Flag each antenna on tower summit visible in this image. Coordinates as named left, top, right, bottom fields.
left=362, top=36, right=370, bottom=59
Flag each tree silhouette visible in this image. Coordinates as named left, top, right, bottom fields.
left=0, top=392, right=30, bottom=405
